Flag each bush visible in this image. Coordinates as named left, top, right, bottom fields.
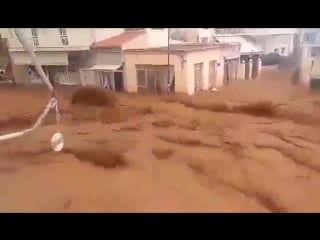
left=71, top=87, right=117, bottom=107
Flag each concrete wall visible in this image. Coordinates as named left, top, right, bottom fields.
left=124, top=29, right=169, bottom=49
left=56, top=72, right=81, bottom=85
left=86, top=50, right=122, bottom=67
left=184, top=48, right=227, bottom=94
left=214, top=28, right=297, bottom=36
left=146, top=29, right=170, bottom=47
left=7, top=28, right=94, bottom=51
left=10, top=51, right=68, bottom=65
left=0, top=28, right=11, bottom=39
left=123, top=47, right=238, bottom=95
left=176, top=28, right=213, bottom=43
left=123, top=53, right=184, bottom=93
left=262, top=34, right=295, bottom=56
left=11, top=64, right=29, bottom=84
left=80, top=70, right=100, bottom=87
left=241, top=28, right=297, bottom=35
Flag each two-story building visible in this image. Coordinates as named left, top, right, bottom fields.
left=171, top=28, right=299, bottom=57
left=79, top=28, right=179, bottom=90
left=214, top=28, right=299, bottom=57
left=1, top=28, right=124, bottom=85
left=300, top=28, right=320, bottom=65
left=0, top=28, right=173, bottom=89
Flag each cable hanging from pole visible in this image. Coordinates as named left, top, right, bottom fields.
left=0, top=29, right=64, bottom=152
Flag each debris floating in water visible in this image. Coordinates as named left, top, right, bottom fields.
left=51, top=132, right=64, bottom=152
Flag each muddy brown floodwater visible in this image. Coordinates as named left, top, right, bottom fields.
left=2, top=66, right=320, bottom=212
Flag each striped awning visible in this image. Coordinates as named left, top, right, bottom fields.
left=83, top=64, right=122, bottom=71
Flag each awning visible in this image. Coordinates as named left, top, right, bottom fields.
left=83, top=64, right=122, bottom=71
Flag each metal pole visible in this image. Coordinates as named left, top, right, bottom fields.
left=167, top=28, right=170, bottom=94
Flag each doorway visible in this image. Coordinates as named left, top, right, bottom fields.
left=114, top=71, right=124, bottom=91
left=223, top=59, right=229, bottom=86
left=100, top=70, right=124, bottom=92
left=209, top=60, right=216, bottom=89
left=194, top=63, right=203, bottom=93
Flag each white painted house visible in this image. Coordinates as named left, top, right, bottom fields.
left=214, top=28, right=299, bottom=57
left=1, top=28, right=124, bottom=85
left=171, top=28, right=299, bottom=57
left=0, top=28, right=173, bottom=88
left=79, top=28, right=176, bottom=90
left=300, top=28, right=320, bottom=64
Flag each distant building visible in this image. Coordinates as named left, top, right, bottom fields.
left=171, top=28, right=299, bottom=58
left=214, top=28, right=299, bottom=57
left=300, top=28, right=320, bottom=65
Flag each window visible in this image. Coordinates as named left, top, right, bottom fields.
left=68, top=55, right=79, bottom=72
left=194, top=63, right=203, bottom=92
left=31, top=28, right=39, bottom=46
left=200, top=37, right=208, bottom=44
left=303, top=33, right=317, bottom=43
left=311, top=47, right=320, bottom=57
left=125, top=28, right=145, bottom=32
left=281, top=47, right=286, bottom=54
left=137, top=70, right=147, bottom=87
left=274, top=48, right=279, bottom=54
left=59, top=28, right=69, bottom=46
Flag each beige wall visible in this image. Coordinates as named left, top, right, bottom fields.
left=184, top=48, right=226, bottom=94
left=7, top=28, right=94, bottom=51
left=56, top=72, right=81, bottom=85
left=87, top=51, right=122, bottom=67
left=80, top=70, right=100, bottom=87
left=124, top=53, right=184, bottom=93
left=10, top=51, right=68, bottom=65
left=123, top=29, right=170, bottom=50
left=11, top=65, right=29, bottom=84
left=123, top=35, right=150, bottom=50
left=124, top=47, right=239, bottom=95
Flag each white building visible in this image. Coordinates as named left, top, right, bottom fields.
left=0, top=28, right=172, bottom=86
left=215, top=28, right=299, bottom=57
left=0, top=28, right=126, bottom=85
left=300, top=28, right=320, bottom=64
left=171, top=28, right=299, bottom=57
left=79, top=28, right=173, bottom=90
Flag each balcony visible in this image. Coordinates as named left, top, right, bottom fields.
left=215, top=28, right=243, bottom=35
left=7, top=28, right=94, bottom=51
left=301, top=32, right=320, bottom=45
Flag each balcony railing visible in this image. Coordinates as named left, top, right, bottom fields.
left=32, top=36, right=39, bottom=46
left=302, top=32, right=320, bottom=44
left=215, top=28, right=243, bottom=34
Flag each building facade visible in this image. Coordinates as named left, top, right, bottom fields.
left=0, top=28, right=171, bottom=87
left=123, top=43, right=241, bottom=95
left=171, top=28, right=299, bottom=57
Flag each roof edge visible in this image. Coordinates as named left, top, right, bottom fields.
left=123, top=42, right=240, bottom=54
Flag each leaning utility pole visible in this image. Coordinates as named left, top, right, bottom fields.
left=167, top=28, right=170, bottom=94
